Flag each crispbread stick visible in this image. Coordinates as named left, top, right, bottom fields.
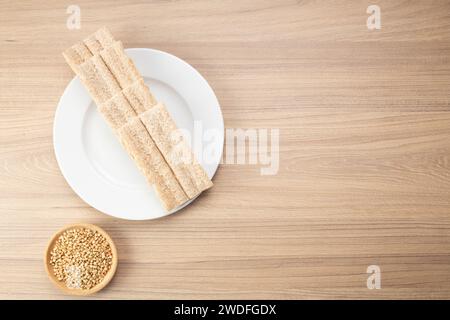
left=100, top=41, right=142, bottom=89
left=118, top=118, right=188, bottom=211
left=77, top=55, right=121, bottom=105
left=83, top=27, right=115, bottom=54
left=122, top=79, right=157, bottom=114
left=62, top=27, right=115, bottom=73
left=140, top=103, right=213, bottom=199
left=98, top=92, right=137, bottom=131
left=98, top=79, right=156, bottom=130
left=62, top=42, right=93, bottom=74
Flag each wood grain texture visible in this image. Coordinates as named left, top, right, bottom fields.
left=1, top=0, right=450, bottom=299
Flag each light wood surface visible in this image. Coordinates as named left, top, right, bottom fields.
left=1, top=0, right=450, bottom=299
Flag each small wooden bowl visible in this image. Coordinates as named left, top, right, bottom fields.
left=44, top=223, right=118, bottom=296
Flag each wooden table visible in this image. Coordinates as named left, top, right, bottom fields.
left=1, top=0, right=449, bottom=299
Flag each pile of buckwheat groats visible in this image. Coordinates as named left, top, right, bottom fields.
left=49, top=227, right=113, bottom=290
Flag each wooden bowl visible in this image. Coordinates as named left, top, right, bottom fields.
left=44, top=223, right=118, bottom=296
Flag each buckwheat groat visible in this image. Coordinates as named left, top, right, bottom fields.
left=49, top=227, right=113, bottom=290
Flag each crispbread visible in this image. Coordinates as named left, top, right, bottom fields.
left=62, top=42, right=93, bottom=74
left=83, top=27, right=115, bottom=54
left=77, top=55, right=121, bottom=105
left=62, top=27, right=115, bottom=72
left=100, top=41, right=142, bottom=89
left=118, top=118, right=188, bottom=211
left=122, top=79, right=157, bottom=114
left=140, top=103, right=213, bottom=199
left=98, top=92, right=137, bottom=131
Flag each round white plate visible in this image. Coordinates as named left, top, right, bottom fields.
left=54, top=48, right=223, bottom=220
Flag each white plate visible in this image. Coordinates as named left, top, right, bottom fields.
left=54, top=48, right=223, bottom=220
